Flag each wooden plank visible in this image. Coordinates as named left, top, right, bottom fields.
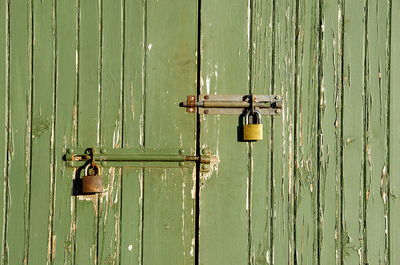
left=271, top=1, right=297, bottom=264
left=294, top=0, right=320, bottom=263
left=5, top=0, right=33, bottom=263
left=119, top=0, right=145, bottom=263
left=364, top=0, right=391, bottom=263
left=97, top=0, right=123, bottom=263
left=27, top=0, right=56, bottom=263
left=248, top=0, right=273, bottom=263
left=119, top=164, right=141, bottom=265
left=143, top=168, right=195, bottom=264
left=319, top=0, right=341, bottom=264
left=0, top=0, right=8, bottom=261
left=389, top=1, right=399, bottom=264
left=75, top=0, right=101, bottom=263
left=198, top=1, right=249, bottom=264
left=143, top=0, right=197, bottom=263
left=144, top=1, right=197, bottom=149
left=52, top=0, right=78, bottom=263
left=341, top=0, right=365, bottom=263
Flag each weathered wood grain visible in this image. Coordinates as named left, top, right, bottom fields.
left=5, top=0, right=33, bottom=264
left=365, top=0, right=391, bottom=263
left=52, top=0, right=78, bottom=264
left=319, top=0, right=341, bottom=264
left=28, top=0, right=56, bottom=263
left=142, top=0, right=197, bottom=264
left=341, top=0, right=365, bottom=264
left=270, top=1, right=297, bottom=264
left=389, top=1, right=399, bottom=264
left=198, top=1, right=250, bottom=264
left=294, top=0, right=320, bottom=263
left=97, top=0, right=124, bottom=264
left=249, top=0, right=274, bottom=264
left=75, top=0, right=101, bottom=264
left=0, top=0, right=8, bottom=262
left=119, top=0, right=145, bottom=264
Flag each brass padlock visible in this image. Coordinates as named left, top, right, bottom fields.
left=243, top=110, right=263, bottom=141
left=82, top=164, right=103, bottom=194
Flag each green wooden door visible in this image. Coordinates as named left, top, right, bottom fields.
left=1, top=0, right=197, bottom=264
left=199, top=1, right=399, bottom=264
left=1, top=0, right=399, bottom=265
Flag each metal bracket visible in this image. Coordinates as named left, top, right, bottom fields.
left=64, top=148, right=212, bottom=171
left=180, top=94, right=282, bottom=115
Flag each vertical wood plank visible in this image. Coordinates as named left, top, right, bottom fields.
left=271, top=1, right=297, bottom=264
left=319, top=0, right=341, bottom=264
left=97, top=0, right=123, bottom=263
left=143, top=167, right=195, bottom=265
left=5, top=0, right=33, bottom=263
left=341, top=0, right=365, bottom=263
left=0, top=0, right=8, bottom=261
left=294, top=0, right=319, bottom=263
left=144, top=1, right=197, bottom=150
left=75, top=0, right=101, bottom=263
left=119, top=0, right=145, bottom=263
left=52, top=0, right=78, bottom=263
left=389, top=1, right=399, bottom=264
left=28, top=0, right=56, bottom=263
left=249, top=0, right=273, bottom=263
left=364, top=0, right=391, bottom=263
left=143, top=0, right=197, bottom=264
left=198, top=1, right=249, bottom=264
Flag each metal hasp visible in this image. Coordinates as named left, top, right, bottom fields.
left=64, top=148, right=211, bottom=171
left=180, top=94, right=283, bottom=115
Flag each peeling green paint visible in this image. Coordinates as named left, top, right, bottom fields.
left=0, top=1, right=398, bottom=265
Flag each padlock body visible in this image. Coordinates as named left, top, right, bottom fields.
left=82, top=174, right=103, bottom=194
left=243, top=124, right=263, bottom=141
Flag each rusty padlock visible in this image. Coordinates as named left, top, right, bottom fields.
left=82, top=163, right=103, bottom=194
left=243, top=110, right=263, bottom=141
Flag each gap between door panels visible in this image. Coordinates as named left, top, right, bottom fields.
left=194, top=0, right=202, bottom=264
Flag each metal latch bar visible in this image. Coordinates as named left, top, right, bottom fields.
left=180, top=94, right=282, bottom=115
left=64, top=148, right=211, bottom=170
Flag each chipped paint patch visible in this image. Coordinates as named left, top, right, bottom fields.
left=190, top=237, right=195, bottom=257
left=181, top=177, right=186, bottom=251
left=199, top=151, right=220, bottom=185
left=191, top=167, right=196, bottom=199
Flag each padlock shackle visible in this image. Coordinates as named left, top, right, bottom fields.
left=84, top=163, right=101, bottom=176
left=244, top=109, right=262, bottom=124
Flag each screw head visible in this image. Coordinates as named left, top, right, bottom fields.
left=100, top=148, right=107, bottom=154
left=274, top=96, right=280, bottom=100
left=201, top=164, right=210, bottom=171
left=179, top=162, right=185, bottom=167
left=66, top=148, right=74, bottom=154
left=204, top=95, right=209, bottom=100
left=275, top=109, right=280, bottom=114
left=179, top=149, right=185, bottom=155
left=204, top=110, right=209, bottom=114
